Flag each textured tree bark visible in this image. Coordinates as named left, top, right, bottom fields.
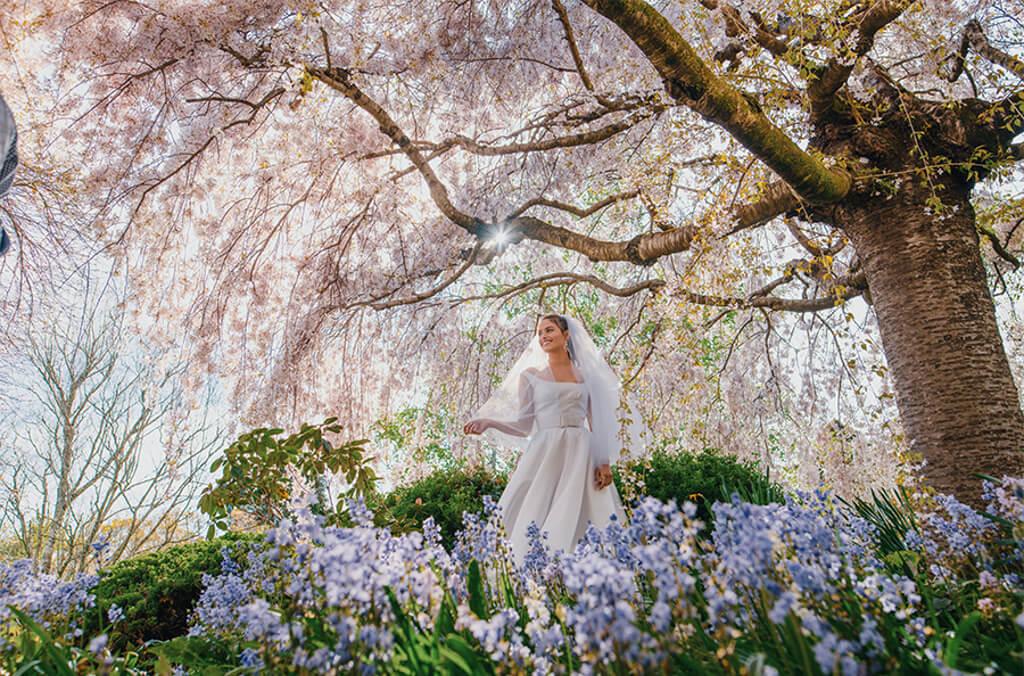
left=839, top=185, right=1024, bottom=503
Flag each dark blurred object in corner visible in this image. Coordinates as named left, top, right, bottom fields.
left=0, top=93, right=17, bottom=256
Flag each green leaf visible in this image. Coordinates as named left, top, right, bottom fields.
left=8, top=609, right=76, bottom=676
left=945, top=611, right=982, bottom=669
left=435, top=592, right=456, bottom=637
left=467, top=560, right=489, bottom=619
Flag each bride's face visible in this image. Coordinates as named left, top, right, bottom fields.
left=536, top=319, right=568, bottom=354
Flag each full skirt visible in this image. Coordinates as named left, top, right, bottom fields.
left=497, top=427, right=627, bottom=566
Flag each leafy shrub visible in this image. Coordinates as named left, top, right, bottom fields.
left=82, top=533, right=261, bottom=651
left=199, top=418, right=379, bottom=535
left=620, top=447, right=785, bottom=526
left=369, top=465, right=507, bottom=548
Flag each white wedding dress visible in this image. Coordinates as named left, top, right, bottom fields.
left=497, top=371, right=628, bottom=566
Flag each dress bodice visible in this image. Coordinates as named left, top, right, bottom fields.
left=527, top=374, right=589, bottom=430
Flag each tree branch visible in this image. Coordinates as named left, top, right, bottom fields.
left=410, top=111, right=659, bottom=157
left=676, top=269, right=867, bottom=313
left=807, top=0, right=913, bottom=118
left=552, top=0, right=596, bottom=91
left=722, top=180, right=800, bottom=235
left=582, top=0, right=851, bottom=204
left=307, top=65, right=480, bottom=231
left=508, top=189, right=640, bottom=219
left=353, top=242, right=484, bottom=310
left=954, top=19, right=1024, bottom=82
left=455, top=271, right=665, bottom=304
left=309, top=64, right=795, bottom=265
left=980, top=223, right=1021, bottom=269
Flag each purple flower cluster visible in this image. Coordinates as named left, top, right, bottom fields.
left=190, top=506, right=455, bottom=670
left=181, top=481, right=1022, bottom=674
left=0, top=559, right=97, bottom=647
left=704, top=493, right=922, bottom=672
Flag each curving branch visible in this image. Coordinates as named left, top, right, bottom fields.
left=409, top=111, right=660, bottom=157
left=948, top=19, right=1024, bottom=83
left=979, top=223, right=1021, bottom=269
left=308, top=63, right=797, bottom=265
left=676, top=269, right=867, bottom=313
left=677, top=285, right=862, bottom=313
left=723, top=180, right=800, bottom=235
left=807, top=0, right=914, bottom=118
left=705, top=1, right=803, bottom=66
left=349, top=242, right=485, bottom=310
left=308, top=65, right=480, bottom=231
left=508, top=189, right=640, bottom=219
left=552, top=0, right=596, bottom=91
left=454, top=271, right=665, bottom=305
left=581, top=0, right=851, bottom=205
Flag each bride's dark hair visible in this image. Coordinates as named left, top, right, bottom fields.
left=539, top=313, right=575, bottom=363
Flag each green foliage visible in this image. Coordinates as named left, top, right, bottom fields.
left=3, top=608, right=146, bottom=675
left=373, top=405, right=462, bottom=476
left=148, top=634, right=242, bottom=675
left=839, top=486, right=919, bottom=557
left=620, top=447, right=785, bottom=526
left=370, top=466, right=507, bottom=548
left=384, top=584, right=496, bottom=675
left=199, top=418, right=379, bottom=535
left=83, top=533, right=261, bottom=652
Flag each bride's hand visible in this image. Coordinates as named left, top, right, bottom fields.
left=594, top=463, right=613, bottom=490
left=463, top=419, right=489, bottom=435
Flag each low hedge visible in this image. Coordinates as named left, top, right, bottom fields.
left=370, top=465, right=507, bottom=548
left=372, top=448, right=784, bottom=547
left=83, top=532, right=262, bottom=651
left=625, top=447, right=785, bottom=526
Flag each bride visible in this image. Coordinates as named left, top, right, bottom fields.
left=463, top=314, right=645, bottom=565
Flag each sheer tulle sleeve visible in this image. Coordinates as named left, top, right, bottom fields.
left=470, top=370, right=538, bottom=452
left=481, top=371, right=536, bottom=437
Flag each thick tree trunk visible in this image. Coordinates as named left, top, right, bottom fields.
left=841, top=187, right=1024, bottom=503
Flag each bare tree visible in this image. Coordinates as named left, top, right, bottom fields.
left=0, top=300, right=220, bottom=576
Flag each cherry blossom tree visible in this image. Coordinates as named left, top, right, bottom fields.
left=9, top=0, right=1024, bottom=500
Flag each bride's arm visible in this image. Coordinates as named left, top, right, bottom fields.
left=588, top=395, right=613, bottom=489
left=465, top=371, right=536, bottom=437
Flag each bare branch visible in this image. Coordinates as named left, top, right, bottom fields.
left=980, top=223, right=1021, bottom=269
left=722, top=180, right=800, bottom=236
left=455, top=271, right=665, bottom=304
left=952, top=19, right=1024, bottom=82
left=711, top=3, right=795, bottom=64
left=552, top=0, right=596, bottom=91
left=308, top=65, right=481, bottom=231
left=415, top=111, right=660, bottom=157
left=308, top=64, right=795, bottom=265
left=355, top=242, right=484, bottom=310
left=508, top=189, right=640, bottom=219
left=676, top=270, right=867, bottom=313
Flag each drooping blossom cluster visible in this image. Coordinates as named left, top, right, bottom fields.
left=14, top=0, right=1017, bottom=504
